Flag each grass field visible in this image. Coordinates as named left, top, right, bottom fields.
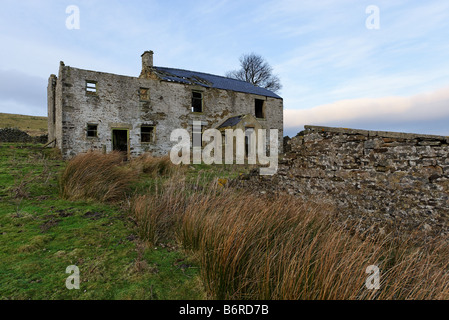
left=0, top=143, right=206, bottom=300
left=0, top=113, right=47, bottom=136
left=3, top=140, right=449, bottom=300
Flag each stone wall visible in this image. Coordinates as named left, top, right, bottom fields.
left=0, top=128, right=47, bottom=143
left=47, top=74, right=57, bottom=142
left=246, top=125, right=449, bottom=237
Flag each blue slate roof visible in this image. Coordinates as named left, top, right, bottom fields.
left=152, top=66, right=282, bottom=99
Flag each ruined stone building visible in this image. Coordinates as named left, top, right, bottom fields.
left=47, top=51, right=283, bottom=159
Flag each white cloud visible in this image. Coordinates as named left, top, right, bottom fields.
left=284, top=85, right=449, bottom=135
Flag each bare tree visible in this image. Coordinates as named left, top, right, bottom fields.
left=226, top=53, right=282, bottom=93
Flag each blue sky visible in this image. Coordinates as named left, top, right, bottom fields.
left=1, top=0, right=449, bottom=137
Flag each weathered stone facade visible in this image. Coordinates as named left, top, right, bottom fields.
left=243, top=125, right=449, bottom=237
left=47, top=51, right=283, bottom=159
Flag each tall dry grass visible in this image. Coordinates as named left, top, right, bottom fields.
left=131, top=177, right=449, bottom=300
left=60, top=151, right=449, bottom=299
left=131, top=177, right=189, bottom=245
left=59, top=151, right=181, bottom=203
left=129, top=153, right=180, bottom=177
left=59, top=151, right=138, bottom=202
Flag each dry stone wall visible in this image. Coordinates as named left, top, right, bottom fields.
left=246, top=125, right=449, bottom=237
left=0, top=128, right=47, bottom=143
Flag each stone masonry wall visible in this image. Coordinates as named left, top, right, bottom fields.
left=247, top=125, right=449, bottom=237
left=50, top=63, right=283, bottom=159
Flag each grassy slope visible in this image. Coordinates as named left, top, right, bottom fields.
left=0, top=143, right=205, bottom=300
left=0, top=113, right=47, bottom=136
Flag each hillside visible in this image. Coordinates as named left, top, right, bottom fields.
left=0, top=113, right=47, bottom=136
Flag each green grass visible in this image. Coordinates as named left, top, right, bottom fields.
left=0, top=143, right=205, bottom=300
left=0, top=113, right=47, bottom=136
left=6, top=143, right=447, bottom=300
left=185, top=162, right=255, bottom=184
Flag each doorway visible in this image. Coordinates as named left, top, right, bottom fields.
left=112, top=129, right=129, bottom=159
left=245, top=127, right=255, bottom=158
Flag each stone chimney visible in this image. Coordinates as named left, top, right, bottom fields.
left=141, top=50, right=154, bottom=70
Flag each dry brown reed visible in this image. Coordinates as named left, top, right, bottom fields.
left=131, top=177, right=449, bottom=300
left=59, top=151, right=138, bottom=202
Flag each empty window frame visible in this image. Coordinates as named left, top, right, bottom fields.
left=87, top=124, right=98, bottom=138
left=141, top=125, right=155, bottom=143
left=86, top=81, right=97, bottom=94
left=191, top=91, right=203, bottom=113
left=255, top=99, right=265, bottom=119
left=139, top=87, right=150, bottom=101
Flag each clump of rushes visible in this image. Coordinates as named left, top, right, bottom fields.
left=131, top=178, right=189, bottom=246
left=131, top=175, right=449, bottom=300
left=59, top=151, right=138, bottom=202
left=130, top=153, right=180, bottom=177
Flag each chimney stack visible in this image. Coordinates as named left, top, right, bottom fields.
left=141, top=50, right=154, bottom=70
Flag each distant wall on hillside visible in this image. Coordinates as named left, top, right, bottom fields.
left=0, top=128, right=47, bottom=143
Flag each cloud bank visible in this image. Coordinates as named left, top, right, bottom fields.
left=284, top=86, right=449, bottom=137
left=0, top=69, right=47, bottom=116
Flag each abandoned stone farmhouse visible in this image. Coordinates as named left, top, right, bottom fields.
left=47, top=51, right=283, bottom=159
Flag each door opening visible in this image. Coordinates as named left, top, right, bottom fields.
left=112, top=129, right=129, bottom=160
left=245, top=127, right=255, bottom=158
